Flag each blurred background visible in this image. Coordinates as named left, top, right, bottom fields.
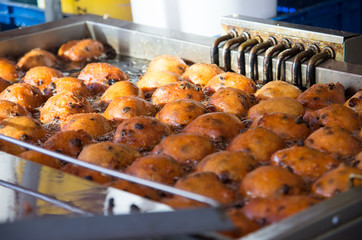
left=0, top=0, right=360, bottom=35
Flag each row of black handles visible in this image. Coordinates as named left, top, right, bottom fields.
left=211, top=30, right=335, bottom=89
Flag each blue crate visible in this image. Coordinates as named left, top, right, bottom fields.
left=273, top=0, right=360, bottom=33
left=0, top=1, right=45, bottom=31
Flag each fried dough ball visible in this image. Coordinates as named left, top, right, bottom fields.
left=0, top=78, right=11, bottom=92
left=113, top=116, right=172, bottom=152
left=17, top=48, right=59, bottom=71
left=50, top=77, right=90, bottom=97
left=204, top=72, right=257, bottom=94
left=78, top=141, right=140, bottom=170
left=247, top=97, right=305, bottom=120
left=353, top=151, right=362, bottom=169
left=311, top=164, right=362, bottom=198
left=227, top=127, right=285, bottom=164
left=196, top=151, right=256, bottom=183
left=250, top=113, right=312, bottom=141
left=103, top=96, right=156, bottom=124
left=39, top=91, right=93, bottom=124
left=305, top=104, right=361, bottom=132
left=0, top=139, right=26, bottom=155
left=297, top=83, right=345, bottom=110
left=181, top=63, right=224, bottom=87
left=0, top=99, right=30, bottom=121
left=0, top=58, right=20, bottom=83
left=0, top=116, right=46, bottom=143
left=58, top=39, right=104, bottom=62
left=151, top=81, right=204, bottom=107
left=146, top=55, right=188, bottom=76
left=61, top=113, right=112, bottom=139
left=111, top=180, right=161, bottom=201
left=100, top=81, right=144, bottom=105
left=345, top=89, right=362, bottom=115
left=0, top=83, right=45, bottom=111
left=207, top=88, right=256, bottom=118
left=125, top=154, right=184, bottom=185
left=271, top=146, right=340, bottom=183
left=136, top=71, right=180, bottom=93
left=305, top=126, right=361, bottom=158
left=18, top=150, right=63, bottom=169
left=255, top=80, right=302, bottom=100
left=43, top=130, right=93, bottom=157
left=155, top=99, right=206, bottom=129
left=152, top=133, right=215, bottom=165
left=220, top=208, right=260, bottom=238
left=183, top=112, right=244, bottom=148
left=61, top=164, right=113, bottom=184
left=22, top=66, right=64, bottom=98
left=174, top=171, right=236, bottom=205
left=239, top=166, right=305, bottom=199
left=77, top=62, right=129, bottom=94
left=242, top=195, right=320, bottom=225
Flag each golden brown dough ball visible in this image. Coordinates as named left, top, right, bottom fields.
left=61, top=164, right=113, bottom=184
left=151, top=81, right=204, bottom=107
left=311, top=164, right=362, bottom=198
left=204, top=72, right=257, bottom=94
left=17, top=48, right=59, bottom=71
left=22, top=66, right=64, bottom=98
left=0, top=139, right=26, bottom=155
left=255, top=80, right=302, bottom=100
left=77, top=62, right=129, bottom=94
left=183, top=112, right=244, bottom=149
left=174, top=171, right=236, bottom=205
left=43, top=130, right=93, bottom=157
left=305, top=126, right=361, bottom=158
left=136, top=71, right=180, bottom=93
left=227, top=127, right=285, bottom=164
left=58, top=39, right=104, bottom=62
left=250, top=112, right=312, bottom=141
left=0, top=78, right=11, bottom=93
left=0, top=83, right=45, bottom=111
left=242, top=195, right=320, bottom=225
left=125, top=154, right=184, bottom=185
left=146, top=55, right=188, bottom=76
left=152, top=133, right=215, bottom=165
left=181, top=63, right=224, bottom=87
left=271, top=146, right=340, bottom=183
left=196, top=151, right=256, bottom=183
left=305, top=104, right=361, bottom=132
left=155, top=99, right=206, bottom=129
left=247, top=97, right=305, bottom=120
left=18, top=150, right=63, bottom=169
left=100, top=81, right=144, bottom=104
left=353, top=151, right=362, bottom=169
left=113, top=116, right=172, bottom=152
left=0, top=116, right=46, bottom=143
left=61, top=113, right=112, bottom=139
left=220, top=208, right=260, bottom=238
left=345, top=89, right=362, bottom=115
left=239, top=166, right=305, bottom=199
left=103, top=96, right=156, bottom=124
left=78, top=141, right=140, bottom=170
left=50, top=77, right=90, bottom=97
left=0, top=99, right=30, bottom=121
left=297, top=83, right=345, bottom=110
left=111, top=180, right=161, bottom=201
left=0, top=58, right=20, bottom=83
left=207, top=87, right=256, bottom=118
left=39, top=91, right=93, bottom=124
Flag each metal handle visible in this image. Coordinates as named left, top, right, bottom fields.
left=275, top=43, right=304, bottom=81
left=222, top=32, right=249, bottom=71
left=306, top=47, right=335, bottom=87
left=211, top=30, right=238, bottom=66
left=237, top=36, right=261, bottom=75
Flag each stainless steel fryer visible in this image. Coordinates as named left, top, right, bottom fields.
left=0, top=14, right=361, bottom=240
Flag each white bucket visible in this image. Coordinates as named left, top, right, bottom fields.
left=130, top=0, right=277, bottom=36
